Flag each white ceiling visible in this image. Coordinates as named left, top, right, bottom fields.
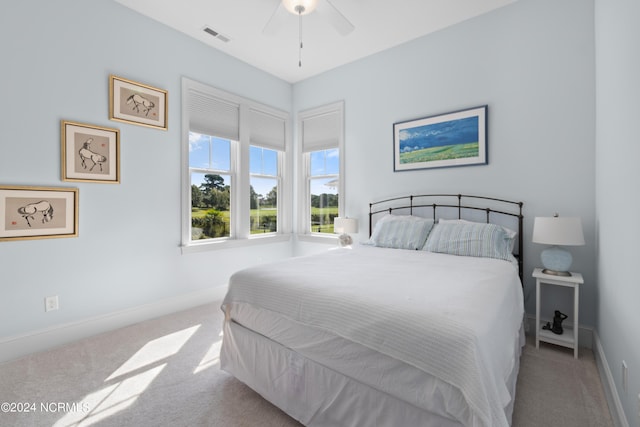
left=114, top=0, right=516, bottom=83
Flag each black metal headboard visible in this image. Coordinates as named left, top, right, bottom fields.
left=369, top=194, right=524, bottom=282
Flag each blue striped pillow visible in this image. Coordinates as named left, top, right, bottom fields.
left=370, top=215, right=434, bottom=250
left=424, top=222, right=515, bottom=261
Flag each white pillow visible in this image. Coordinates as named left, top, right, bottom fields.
left=424, top=222, right=515, bottom=262
left=370, top=214, right=434, bottom=250
left=438, top=219, right=517, bottom=251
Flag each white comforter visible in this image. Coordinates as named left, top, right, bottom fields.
left=222, top=245, right=524, bottom=427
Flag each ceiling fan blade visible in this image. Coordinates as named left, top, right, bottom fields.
left=316, top=0, right=355, bottom=36
left=263, top=2, right=288, bottom=36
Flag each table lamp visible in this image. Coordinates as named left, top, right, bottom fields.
left=334, top=217, right=358, bottom=247
left=532, top=214, right=585, bottom=276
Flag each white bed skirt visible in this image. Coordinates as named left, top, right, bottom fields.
left=221, top=318, right=524, bottom=427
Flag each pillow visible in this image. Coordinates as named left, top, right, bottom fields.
left=424, top=222, right=515, bottom=261
left=438, top=218, right=518, bottom=252
left=369, top=214, right=434, bottom=250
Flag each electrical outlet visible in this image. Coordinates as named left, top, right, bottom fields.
left=45, top=296, right=59, bottom=312
left=622, top=361, right=628, bottom=393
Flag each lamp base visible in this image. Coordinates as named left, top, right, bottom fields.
left=541, top=268, right=573, bottom=277
left=338, top=233, right=353, bottom=247
left=540, top=246, right=573, bottom=276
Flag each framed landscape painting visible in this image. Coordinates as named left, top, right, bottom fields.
left=0, top=186, right=79, bottom=242
left=393, top=105, right=487, bottom=171
left=109, top=75, right=168, bottom=130
left=61, top=120, right=120, bottom=183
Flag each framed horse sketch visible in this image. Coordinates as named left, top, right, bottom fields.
left=109, top=75, right=168, bottom=130
left=61, top=120, right=120, bottom=183
left=0, top=186, right=79, bottom=242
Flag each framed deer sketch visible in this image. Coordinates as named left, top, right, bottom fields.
left=61, top=120, right=120, bottom=183
left=0, top=185, right=79, bottom=242
left=109, top=75, right=168, bottom=130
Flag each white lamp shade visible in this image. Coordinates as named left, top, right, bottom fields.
left=334, top=217, right=358, bottom=234
left=532, top=216, right=585, bottom=246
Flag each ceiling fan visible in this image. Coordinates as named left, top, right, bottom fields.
left=263, top=0, right=355, bottom=67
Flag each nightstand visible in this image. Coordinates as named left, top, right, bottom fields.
left=533, top=267, right=583, bottom=358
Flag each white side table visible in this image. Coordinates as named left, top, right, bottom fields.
left=533, top=268, right=583, bottom=358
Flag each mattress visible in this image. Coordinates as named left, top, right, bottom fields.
left=221, top=245, right=524, bottom=427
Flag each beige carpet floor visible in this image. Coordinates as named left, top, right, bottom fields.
left=0, top=302, right=613, bottom=427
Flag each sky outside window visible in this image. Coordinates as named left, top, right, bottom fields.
left=250, top=146, right=278, bottom=197
left=310, top=148, right=339, bottom=176
left=310, top=149, right=339, bottom=196
left=189, top=133, right=230, bottom=171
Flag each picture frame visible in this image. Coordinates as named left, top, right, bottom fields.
left=61, top=120, right=120, bottom=183
left=393, top=105, right=487, bottom=172
left=109, top=75, right=168, bottom=130
left=0, top=185, right=79, bottom=242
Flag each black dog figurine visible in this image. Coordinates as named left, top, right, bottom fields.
left=542, top=310, right=568, bottom=335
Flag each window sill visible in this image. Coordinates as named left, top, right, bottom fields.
left=181, top=233, right=291, bottom=254
left=296, top=233, right=339, bottom=245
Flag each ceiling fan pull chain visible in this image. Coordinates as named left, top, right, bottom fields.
left=298, top=8, right=303, bottom=67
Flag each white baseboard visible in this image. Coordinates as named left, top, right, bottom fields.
left=0, top=285, right=228, bottom=364
left=593, top=331, right=630, bottom=427
left=525, top=313, right=593, bottom=349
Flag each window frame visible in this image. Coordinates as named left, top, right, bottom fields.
left=181, top=78, right=291, bottom=253
left=296, top=101, right=345, bottom=243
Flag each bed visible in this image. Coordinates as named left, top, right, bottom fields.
left=221, top=194, right=525, bottom=427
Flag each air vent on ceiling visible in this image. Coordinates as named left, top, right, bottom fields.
left=203, top=26, right=231, bottom=43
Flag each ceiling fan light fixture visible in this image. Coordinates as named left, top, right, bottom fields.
left=282, top=0, right=318, bottom=15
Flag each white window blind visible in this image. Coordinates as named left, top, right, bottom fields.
left=188, top=89, right=239, bottom=141
left=249, top=108, right=286, bottom=151
left=301, top=110, right=340, bottom=152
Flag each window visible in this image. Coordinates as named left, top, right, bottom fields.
left=181, top=78, right=290, bottom=251
left=298, top=101, right=344, bottom=237
left=250, top=146, right=279, bottom=234
left=309, top=148, right=339, bottom=233
left=189, top=134, right=232, bottom=239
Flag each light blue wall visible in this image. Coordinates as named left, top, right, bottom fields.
left=595, top=0, right=640, bottom=423
left=0, top=0, right=604, bottom=374
left=0, top=0, right=292, bottom=340
left=294, top=0, right=597, bottom=326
